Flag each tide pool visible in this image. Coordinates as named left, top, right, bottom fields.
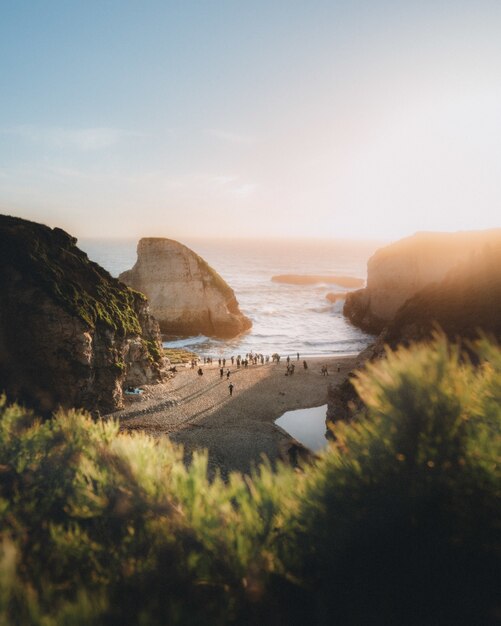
left=275, top=404, right=329, bottom=451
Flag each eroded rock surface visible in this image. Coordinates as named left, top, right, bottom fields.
left=0, top=215, right=167, bottom=415
left=119, top=238, right=251, bottom=338
left=331, top=231, right=501, bottom=426
left=344, top=230, right=501, bottom=333
left=386, top=240, right=501, bottom=344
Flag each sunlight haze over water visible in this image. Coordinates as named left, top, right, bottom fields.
left=1, top=1, right=500, bottom=239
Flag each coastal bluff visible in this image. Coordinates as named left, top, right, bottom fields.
left=329, top=229, right=501, bottom=425
left=385, top=238, right=501, bottom=343
left=0, top=215, right=167, bottom=416
left=119, top=238, right=252, bottom=339
left=344, top=229, right=501, bottom=334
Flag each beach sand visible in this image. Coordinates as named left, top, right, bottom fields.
left=114, top=355, right=356, bottom=477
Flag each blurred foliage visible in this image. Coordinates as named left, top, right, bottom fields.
left=0, top=335, right=499, bottom=625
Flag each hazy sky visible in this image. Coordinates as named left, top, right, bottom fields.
left=1, top=1, right=500, bottom=240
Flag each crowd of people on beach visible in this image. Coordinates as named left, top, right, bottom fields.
left=185, top=351, right=337, bottom=395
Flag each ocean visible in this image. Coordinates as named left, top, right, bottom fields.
left=80, top=237, right=383, bottom=358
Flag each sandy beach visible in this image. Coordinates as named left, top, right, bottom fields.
left=114, top=355, right=357, bottom=477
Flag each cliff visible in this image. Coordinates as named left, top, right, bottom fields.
left=329, top=231, right=501, bottom=425
left=386, top=241, right=501, bottom=344
left=0, top=215, right=167, bottom=416
left=326, top=336, right=386, bottom=425
left=119, top=238, right=252, bottom=338
left=344, top=229, right=501, bottom=333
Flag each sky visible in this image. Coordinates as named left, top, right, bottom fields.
left=0, top=0, right=500, bottom=240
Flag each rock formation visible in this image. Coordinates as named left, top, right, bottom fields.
left=119, top=238, right=252, bottom=339
left=272, top=275, right=364, bottom=287
left=330, top=230, right=501, bottom=426
left=326, top=336, right=386, bottom=426
left=325, top=292, right=347, bottom=304
left=386, top=241, right=501, bottom=344
left=0, top=215, right=168, bottom=416
left=344, top=230, right=501, bottom=334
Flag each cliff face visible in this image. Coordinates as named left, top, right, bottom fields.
left=0, top=216, right=167, bottom=416
left=326, top=337, right=387, bottom=426
left=386, top=242, right=501, bottom=344
left=330, top=231, right=501, bottom=425
left=344, top=230, right=501, bottom=333
left=119, top=238, right=252, bottom=339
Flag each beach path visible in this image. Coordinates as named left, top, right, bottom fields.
left=115, top=356, right=356, bottom=476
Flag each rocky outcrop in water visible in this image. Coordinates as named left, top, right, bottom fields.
left=325, top=292, right=347, bottom=304
left=119, top=238, right=252, bottom=339
left=272, top=275, right=364, bottom=287
left=0, top=215, right=168, bottom=416
left=344, top=230, right=501, bottom=334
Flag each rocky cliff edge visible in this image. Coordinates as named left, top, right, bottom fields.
left=330, top=231, right=501, bottom=425
left=344, top=229, right=501, bottom=334
left=0, top=215, right=168, bottom=416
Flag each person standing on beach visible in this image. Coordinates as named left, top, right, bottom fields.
left=228, top=383, right=234, bottom=396
left=297, top=352, right=300, bottom=360
left=220, top=367, right=224, bottom=379
left=303, top=360, right=308, bottom=370
left=226, top=370, right=231, bottom=379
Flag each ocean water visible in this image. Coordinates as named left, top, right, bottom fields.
left=79, top=237, right=382, bottom=357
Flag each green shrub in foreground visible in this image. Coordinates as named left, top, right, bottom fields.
left=0, top=336, right=499, bottom=625
left=287, top=336, right=500, bottom=624
left=0, top=399, right=301, bottom=625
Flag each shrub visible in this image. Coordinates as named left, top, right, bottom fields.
left=288, top=335, right=500, bottom=625
left=0, top=336, right=499, bottom=624
left=0, top=398, right=297, bottom=625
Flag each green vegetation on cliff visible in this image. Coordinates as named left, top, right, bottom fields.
left=0, top=337, right=499, bottom=625
left=0, top=215, right=146, bottom=336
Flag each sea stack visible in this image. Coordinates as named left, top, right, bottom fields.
left=344, top=229, right=501, bottom=334
left=0, top=215, right=168, bottom=416
left=119, top=238, right=252, bottom=339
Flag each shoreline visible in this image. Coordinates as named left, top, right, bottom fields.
left=115, top=355, right=356, bottom=476
left=162, top=333, right=370, bottom=362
